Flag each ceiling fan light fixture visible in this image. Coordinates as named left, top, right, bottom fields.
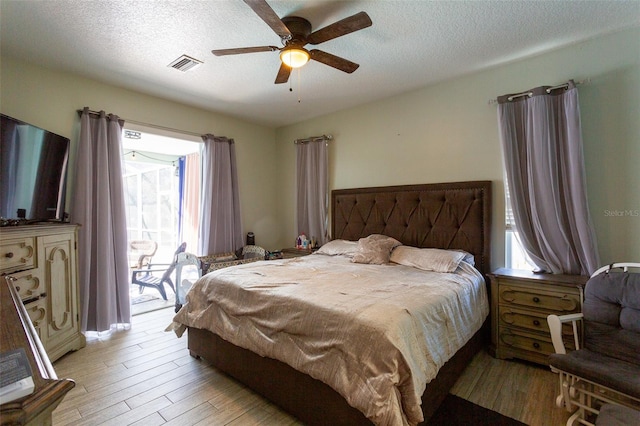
left=280, top=47, right=310, bottom=68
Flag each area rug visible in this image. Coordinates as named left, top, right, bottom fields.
left=429, top=394, right=527, bottom=425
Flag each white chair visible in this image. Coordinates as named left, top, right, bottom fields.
left=174, top=252, right=203, bottom=312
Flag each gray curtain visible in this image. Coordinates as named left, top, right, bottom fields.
left=296, top=139, right=329, bottom=245
left=498, top=81, right=599, bottom=275
left=71, top=107, right=130, bottom=332
left=198, top=134, right=243, bottom=256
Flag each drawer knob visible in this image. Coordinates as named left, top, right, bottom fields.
left=5, top=252, right=14, bottom=258
left=533, top=320, right=540, bottom=326
left=532, top=296, right=540, bottom=303
left=533, top=342, right=541, bottom=349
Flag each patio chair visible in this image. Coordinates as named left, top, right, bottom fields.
left=131, top=242, right=186, bottom=300
left=129, top=240, right=158, bottom=269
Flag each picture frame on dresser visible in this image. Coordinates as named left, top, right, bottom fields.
left=489, top=268, right=588, bottom=366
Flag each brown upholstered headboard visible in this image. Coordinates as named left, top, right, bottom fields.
left=332, top=181, right=492, bottom=276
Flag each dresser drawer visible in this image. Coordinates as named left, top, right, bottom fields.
left=498, top=284, right=580, bottom=313
left=0, top=237, right=36, bottom=272
left=8, top=268, right=45, bottom=302
left=22, top=297, right=48, bottom=343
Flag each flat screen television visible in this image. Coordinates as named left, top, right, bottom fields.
left=0, top=114, right=70, bottom=223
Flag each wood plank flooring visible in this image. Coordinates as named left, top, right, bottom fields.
left=52, top=307, right=571, bottom=426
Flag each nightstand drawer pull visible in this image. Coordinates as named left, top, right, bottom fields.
left=533, top=342, right=540, bottom=349
left=532, top=296, right=540, bottom=303
left=533, top=320, right=540, bottom=326
left=5, top=252, right=14, bottom=258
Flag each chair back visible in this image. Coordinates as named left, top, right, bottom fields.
left=242, top=245, right=266, bottom=259
left=583, top=268, right=640, bottom=364
left=175, top=252, right=202, bottom=306
left=129, top=240, right=158, bottom=269
left=161, top=242, right=187, bottom=280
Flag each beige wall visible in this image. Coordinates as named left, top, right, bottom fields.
left=0, top=57, right=280, bottom=251
left=275, top=27, right=640, bottom=270
left=3, top=27, right=638, bottom=267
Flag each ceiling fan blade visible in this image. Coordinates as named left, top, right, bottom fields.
left=307, top=11, right=372, bottom=45
left=243, top=0, right=292, bottom=39
left=212, top=46, right=279, bottom=56
left=275, top=63, right=291, bottom=84
left=310, top=50, right=359, bottom=74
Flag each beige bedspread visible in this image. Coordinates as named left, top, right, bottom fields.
left=171, top=254, right=488, bottom=425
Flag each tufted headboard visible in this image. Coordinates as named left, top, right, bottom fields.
left=332, top=181, right=492, bottom=276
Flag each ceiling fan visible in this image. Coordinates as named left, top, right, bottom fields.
left=212, top=0, right=373, bottom=84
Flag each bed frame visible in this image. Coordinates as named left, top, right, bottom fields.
left=187, top=181, right=492, bottom=425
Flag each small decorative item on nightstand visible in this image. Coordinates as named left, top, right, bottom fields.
left=488, top=268, right=588, bottom=366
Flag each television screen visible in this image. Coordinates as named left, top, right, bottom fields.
left=0, top=114, right=70, bottom=222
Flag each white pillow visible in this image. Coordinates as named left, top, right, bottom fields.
left=351, top=234, right=402, bottom=265
left=315, top=239, right=358, bottom=257
left=390, top=246, right=473, bottom=273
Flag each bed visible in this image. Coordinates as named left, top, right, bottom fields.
left=172, top=181, right=492, bottom=425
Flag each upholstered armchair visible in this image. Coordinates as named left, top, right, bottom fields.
left=198, top=246, right=266, bottom=275
left=547, top=263, right=640, bottom=426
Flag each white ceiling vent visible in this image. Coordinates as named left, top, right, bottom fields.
left=168, top=55, right=203, bottom=72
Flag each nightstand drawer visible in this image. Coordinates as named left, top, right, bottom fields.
left=281, top=247, right=314, bottom=259
left=499, top=306, right=550, bottom=333
left=498, top=327, right=556, bottom=356
left=499, top=306, right=575, bottom=337
left=498, top=284, right=580, bottom=313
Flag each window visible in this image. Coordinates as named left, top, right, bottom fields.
left=504, top=182, right=535, bottom=270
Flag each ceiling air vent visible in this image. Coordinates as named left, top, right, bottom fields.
left=168, top=55, right=203, bottom=72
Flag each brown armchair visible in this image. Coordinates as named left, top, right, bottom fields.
left=198, top=245, right=266, bottom=275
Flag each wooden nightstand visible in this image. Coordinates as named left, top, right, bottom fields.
left=489, top=268, right=588, bottom=366
left=280, top=247, right=314, bottom=259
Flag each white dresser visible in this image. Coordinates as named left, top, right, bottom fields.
left=1, top=224, right=85, bottom=362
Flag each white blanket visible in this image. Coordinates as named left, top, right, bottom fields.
left=172, top=254, right=488, bottom=425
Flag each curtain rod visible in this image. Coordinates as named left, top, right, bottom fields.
left=76, top=109, right=203, bottom=138
left=294, top=134, right=333, bottom=144
left=487, top=78, right=590, bottom=105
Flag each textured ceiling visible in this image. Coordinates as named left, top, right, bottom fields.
left=1, top=1, right=639, bottom=128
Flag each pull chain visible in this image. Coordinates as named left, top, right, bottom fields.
left=288, top=68, right=302, bottom=103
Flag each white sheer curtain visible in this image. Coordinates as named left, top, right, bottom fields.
left=198, top=134, right=243, bottom=256
left=296, top=139, right=329, bottom=245
left=498, top=81, right=599, bottom=275
left=71, top=107, right=130, bottom=333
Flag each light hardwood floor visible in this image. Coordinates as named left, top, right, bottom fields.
left=52, top=307, right=570, bottom=426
